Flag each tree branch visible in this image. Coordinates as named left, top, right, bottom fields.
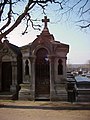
left=80, top=23, right=90, bottom=28
left=0, top=0, right=12, bottom=31
left=0, top=0, right=8, bottom=21
left=78, top=0, right=89, bottom=17
left=0, top=1, right=36, bottom=40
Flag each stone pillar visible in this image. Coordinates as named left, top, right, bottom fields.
left=65, top=57, right=67, bottom=76
left=49, top=55, right=56, bottom=101
left=19, top=57, right=33, bottom=101
left=10, top=61, right=18, bottom=92
left=62, top=57, right=67, bottom=77
left=29, top=55, right=36, bottom=100
left=0, top=60, right=2, bottom=91
left=22, top=58, right=25, bottom=83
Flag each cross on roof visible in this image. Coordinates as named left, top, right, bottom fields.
left=42, top=16, right=50, bottom=29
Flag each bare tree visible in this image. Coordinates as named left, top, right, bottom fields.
left=0, top=0, right=90, bottom=41
left=60, top=0, right=90, bottom=29
left=0, top=0, right=55, bottom=41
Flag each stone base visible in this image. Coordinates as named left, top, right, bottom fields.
left=19, top=83, right=32, bottom=100
left=76, top=95, right=90, bottom=102
left=0, top=91, right=18, bottom=100
left=50, top=92, right=68, bottom=101
left=10, top=85, right=19, bottom=92
left=50, top=84, right=68, bottom=101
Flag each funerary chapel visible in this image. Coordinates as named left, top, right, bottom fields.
left=0, top=16, right=69, bottom=101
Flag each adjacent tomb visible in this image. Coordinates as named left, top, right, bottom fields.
left=0, top=40, right=22, bottom=99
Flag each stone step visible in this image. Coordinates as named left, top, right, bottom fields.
left=77, top=95, right=90, bottom=102
left=0, top=92, right=18, bottom=100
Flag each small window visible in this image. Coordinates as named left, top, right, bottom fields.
left=25, top=60, right=29, bottom=75
left=58, top=59, right=63, bottom=75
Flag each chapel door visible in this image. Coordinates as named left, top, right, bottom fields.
left=2, top=62, right=12, bottom=91
left=35, top=48, right=50, bottom=98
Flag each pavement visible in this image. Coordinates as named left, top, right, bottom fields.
left=0, top=101, right=90, bottom=120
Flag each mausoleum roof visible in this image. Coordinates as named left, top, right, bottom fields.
left=3, top=40, right=22, bottom=56
left=20, top=16, right=69, bottom=54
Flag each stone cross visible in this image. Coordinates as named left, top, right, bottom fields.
left=42, top=16, right=50, bottom=29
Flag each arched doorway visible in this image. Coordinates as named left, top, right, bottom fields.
left=35, top=48, right=50, bottom=99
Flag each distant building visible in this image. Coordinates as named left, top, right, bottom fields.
left=67, top=64, right=89, bottom=72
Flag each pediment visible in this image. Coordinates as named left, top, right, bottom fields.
left=0, top=42, right=17, bottom=57
left=31, top=37, right=53, bottom=55
left=2, top=55, right=12, bottom=62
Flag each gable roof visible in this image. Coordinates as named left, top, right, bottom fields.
left=3, top=40, right=22, bottom=56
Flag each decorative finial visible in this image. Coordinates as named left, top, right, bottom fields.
left=42, top=16, right=50, bottom=29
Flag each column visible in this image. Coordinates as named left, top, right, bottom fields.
left=10, top=61, right=18, bottom=92
left=29, top=55, right=36, bottom=100
left=19, top=58, right=32, bottom=100
left=62, top=58, right=67, bottom=77
left=49, top=55, right=56, bottom=100
left=0, top=60, right=2, bottom=91
left=22, top=58, right=25, bottom=83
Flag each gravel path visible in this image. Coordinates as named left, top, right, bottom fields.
left=0, top=101, right=90, bottom=120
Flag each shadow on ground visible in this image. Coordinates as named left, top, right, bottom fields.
left=0, top=103, right=90, bottom=110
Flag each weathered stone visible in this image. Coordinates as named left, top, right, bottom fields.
left=0, top=16, right=69, bottom=101
left=19, top=83, right=32, bottom=100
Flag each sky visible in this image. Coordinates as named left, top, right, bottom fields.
left=3, top=1, right=90, bottom=65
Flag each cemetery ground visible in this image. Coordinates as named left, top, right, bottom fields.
left=0, top=101, right=90, bottom=120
